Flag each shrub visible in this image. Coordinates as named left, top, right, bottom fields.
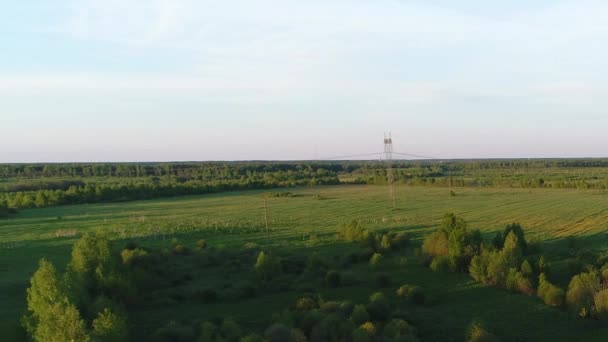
left=240, top=334, right=265, bottom=342
left=391, top=232, right=411, bottom=250
left=537, top=256, right=550, bottom=275
left=92, top=308, right=128, bottom=342
left=320, top=301, right=341, bottom=313
left=367, top=292, right=390, bottom=321
left=196, top=239, right=207, bottom=250
left=120, top=248, right=147, bottom=267
left=338, top=221, right=370, bottom=242
left=325, top=270, right=341, bottom=288
left=220, top=319, right=242, bottom=342
left=466, top=320, right=498, bottom=342
left=310, top=315, right=353, bottom=342
left=369, top=253, right=383, bottom=268
left=537, top=274, right=565, bottom=307
left=380, top=234, right=392, bottom=251
left=505, top=268, right=534, bottom=295
left=152, top=321, right=194, bottom=342
left=350, top=305, right=370, bottom=326
left=173, top=244, right=190, bottom=255
left=374, top=273, right=390, bottom=288
left=421, top=231, right=449, bottom=257
left=430, top=255, right=453, bottom=273
left=594, top=288, right=608, bottom=318
left=255, top=251, right=282, bottom=280
left=520, top=260, right=534, bottom=277
left=396, top=285, right=425, bottom=305
left=566, top=271, right=601, bottom=316
left=305, top=253, right=329, bottom=276
left=265, top=324, right=293, bottom=342
left=492, top=223, right=527, bottom=253
left=359, top=322, right=376, bottom=335
left=295, top=297, right=318, bottom=311
left=383, top=319, right=419, bottom=341
left=352, top=327, right=371, bottom=342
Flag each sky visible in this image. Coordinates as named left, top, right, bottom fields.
left=1, top=0, right=608, bottom=162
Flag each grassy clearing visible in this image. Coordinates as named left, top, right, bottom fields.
left=3, top=185, right=608, bottom=340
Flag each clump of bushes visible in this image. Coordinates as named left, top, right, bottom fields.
left=396, top=284, right=426, bottom=305
left=369, top=253, right=383, bottom=268
left=566, top=271, right=601, bottom=318
left=255, top=251, right=282, bottom=281
left=537, top=274, right=565, bottom=307
left=199, top=319, right=242, bottom=342
left=492, top=223, right=527, bottom=253
left=196, top=239, right=207, bottom=250
left=120, top=248, right=148, bottom=267
left=466, top=320, right=499, bottom=342
left=350, top=304, right=371, bottom=325
left=383, top=318, right=419, bottom=341
left=338, top=221, right=371, bottom=243
left=422, top=213, right=481, bottom=272
left=172, top=244, right=190, bottom=255
left=469, top=231, right=534, bottom=295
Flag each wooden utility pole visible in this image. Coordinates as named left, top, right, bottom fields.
left=448, top=169, right=452, bottom=194
left=263, top=197, right=269, bottom=243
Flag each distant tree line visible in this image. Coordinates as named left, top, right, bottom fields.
left=3, top=159, right=608, bottom=212
left=0, top=174, right=339, bottom=210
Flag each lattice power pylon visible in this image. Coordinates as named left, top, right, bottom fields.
left=384, top=133, right=396, bottom=208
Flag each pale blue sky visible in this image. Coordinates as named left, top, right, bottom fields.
left=1, top=0, right=607, bottom=162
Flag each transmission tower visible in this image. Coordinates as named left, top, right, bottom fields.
left=384, top=133, right=396, bottom=208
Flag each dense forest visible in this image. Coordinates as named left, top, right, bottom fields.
left=3, top=159, right=608, bottom=212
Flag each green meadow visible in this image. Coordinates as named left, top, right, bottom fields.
left=3, top=185, right=608, bottom=340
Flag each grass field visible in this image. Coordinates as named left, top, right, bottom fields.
left=3, top=184, right=608, bottom=340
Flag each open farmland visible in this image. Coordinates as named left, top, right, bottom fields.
left=3, top=184, right=608, bottom=340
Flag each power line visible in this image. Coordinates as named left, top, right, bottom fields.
left=392, top=151, right=439, bottom=160
left=315, top=152, right=384, bottom=161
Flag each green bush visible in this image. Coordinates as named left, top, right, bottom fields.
left=391, top=232, right=411, bottom=250
left=265, top=324, right=293, bottom=342
left=380, top=234, right=392, bottom=251
left=337, top=221, right=370, bottom=242
left=505, top=268, right=534, bottom=296
left=537, top=274, right=565, bottom=307
left=466, top=320, right=499, bottom=342
left=92, top=308, right=128, bottom=342
left=350, top=305, right=370, bottom=326
left=295, top=297, right=318, bottom=311
left=196, top=239, right=207, bottom=250
left=369, top=253, right=383, bottom=268
left=383, top=318, right=419, bottom=341
left=220, top=319, right=242, bottom=342
left=421, top=231, right=449, bottom=257
left=367, top=292, right=390, bottom=321
left=396, top=285, right=425, bottom=305
left=566, top=271, right=601, bottom=317
left=594, top=288, right=608, bottom=318
left=430, top=255, right=453, bottom=273
left=492, top=223, right=527, bottom=253
left=120, top=248, right=147, bottom=267
left=359, top=321, right=376, bottom=335
left=240, top=334, right=265, bottom=342
left=152, top=321, right=194, bottom=342
left=352, top=327, right=371, bottom=342
left=172, top=244, right=190, bottom=255
left=255, top=251, right=282, bottom=280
